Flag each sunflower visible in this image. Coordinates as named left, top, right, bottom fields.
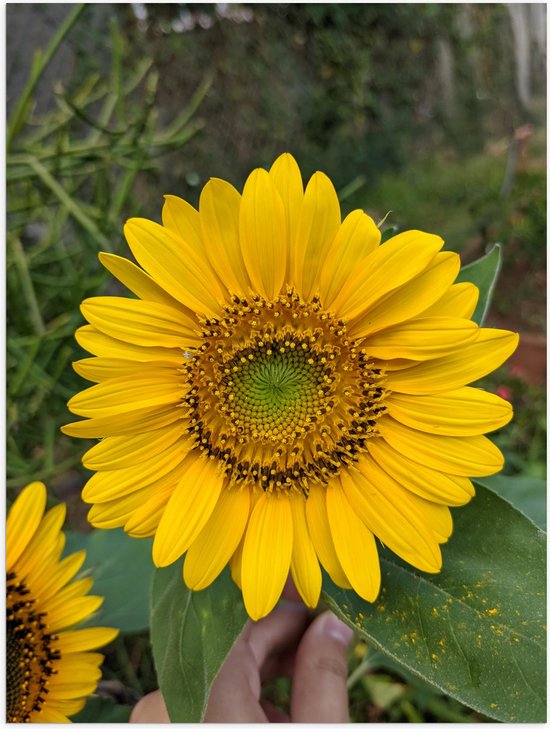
left=63, top=153, right=518, bottom=621
left=6, top=482, right=118, bottom=722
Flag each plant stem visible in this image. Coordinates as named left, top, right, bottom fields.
left=7, top=4, right=86, bottom=149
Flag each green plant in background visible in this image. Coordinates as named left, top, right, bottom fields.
left=7, top=5, right=211, bottom=491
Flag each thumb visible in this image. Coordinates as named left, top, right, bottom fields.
left=290, top=611, right=354, bottom=722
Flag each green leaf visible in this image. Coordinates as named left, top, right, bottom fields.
left=150, top=563, right=248, bottom=722
left=72, top=696, right=132, bottom=723
left=475, top=474, right=546, bottom=530
left=456, top=243, right=502, bottom=325
left=323, top=485, right=546, bottom=722
left=65, top=529, right=154, bottom=633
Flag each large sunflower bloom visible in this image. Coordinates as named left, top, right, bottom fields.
left=63, top=153, right=518, bottom=621
left=6, top=482, right=118, bottom=722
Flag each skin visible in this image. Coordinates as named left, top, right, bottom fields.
left=130, top=594, right=354, bottom=724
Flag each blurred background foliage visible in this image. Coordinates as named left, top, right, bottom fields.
left=6, top=3, right=546, bottom=722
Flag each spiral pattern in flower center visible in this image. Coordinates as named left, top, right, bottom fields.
left=183, top=289, right=389, bottom=494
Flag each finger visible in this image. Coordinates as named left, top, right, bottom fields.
left=290, top=611, right=354, bottom=723
left=281, top=573, right=302, bottom=602
left=205, top=603, right=310, bottom=722
left=260, top=698, right=290, bottom=722
left=247, top=601, right=311, bottom=680
left=130, top=690, right=170, bottom=723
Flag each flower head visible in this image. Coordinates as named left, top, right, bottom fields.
left=6, top=482, right=118, bottom=722
left=64, top=153, right=518, bottom=620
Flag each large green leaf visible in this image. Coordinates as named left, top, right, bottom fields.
left=65, top=529, right=154, bottom=633
left=456, top=243, right=502, bottom=325
left=323, top=485, right=546, bottom=722
left=150, top=563, right=248, bottom=722
left=475, top=474, right=546, bottom=530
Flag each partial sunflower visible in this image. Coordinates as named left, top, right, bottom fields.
left=63, top=153, right=518, bottom=621
left=6, top=482, right=118, bottom=722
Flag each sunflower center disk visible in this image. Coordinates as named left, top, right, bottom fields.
left=6, top=573, right=59, bottom=722
left=184, top=289, right=388, bottom=494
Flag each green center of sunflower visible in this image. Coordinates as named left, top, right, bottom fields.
left=184, top=288, right=388, bottom=494
left=6, top=573, right=59, bottom=722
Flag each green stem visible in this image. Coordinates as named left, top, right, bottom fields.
left=10, top=237, right=46, bottom=335
left=7, top=4, right=86, bottom=149
left=26, top=157, right=112, bottom=251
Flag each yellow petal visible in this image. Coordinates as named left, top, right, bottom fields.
left=61, top=405, right=180, bottom=439
left=355, top=457, right=453, bottom=543
left=124, top=479, right=179, bottom=537
left=387, top=387, right=513, bottom=436
left=239, top=168, right=287, bottom=300
left=83, top=425, right=186, bottom=471
left=289, top=492, right=322, bottom=608
left=98, top=252, right=191, bottom=314
left=184, top=486, right=250, bottom=590
left=331, top=230, right=444, bottom=321
left=73, top=357, right=178, bottom=383
left=31, top=707, right=72, bottom=722
left=364, top=317, right=479, bottom=360
left=319, top=209, right=381, bottom=309
left=83, top=442, right=186, bottom=503
left=421, top=281, right=479, bottom=319
left=7, top=482, right=46, bottom=571
left=326, top=484, right=381, bottom=601
left=367, top=437, right=474, bottom=506
left=12, top=503, right=66, bottom=580
left=292, top=171, right=341, bottom=300
left=162, top=194, right=202, bottom=247
left=350, top=251, right=460, bottom=337
left=75, top=325, right=183, bottom=363
left=124, top=217, right=226, bottom=317
left=67, top=374, right=182, bottom=418
left=378, top=417, right=504, bottom=477
left=152, top=455, right=223, bottom=567
left=199, top=178, right=250, bottom=296
left=55, top=627, right=119, bottom=653
left=386, top=329, right=520, bottom=394
left=81, top=296, right=200, bottom=349
left=87, top=482, right=163, bottom=529
left=241, top=493, right=293, bottom=620
left=48, top=595, right=103, bottom=633
left=42, top=577, right=94, bottom=615
left=341, top=465, right=441, bottom=572
left=229, top=536, right=244, bottom=590
left=269, top=152, right=304, bottom=280
left=31, top=551, right=87, bottom=605
left=305, top=485, right=351, bottom=589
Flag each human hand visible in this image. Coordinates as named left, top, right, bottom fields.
left=130, top=602, right=354, bottom=723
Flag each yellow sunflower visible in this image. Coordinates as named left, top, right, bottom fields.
left=6, top=482, right=118, bottom=722
left=63, top=153, right=518, bottom=621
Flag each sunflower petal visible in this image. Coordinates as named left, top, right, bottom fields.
left=199, top=178, right=250, bottom=295
left=331, top=230, right=443, bottom=321
left=124, top=217, right=226, bottom=317
left=184, top=486, right=250, bottom=590
left=320, top=209, right=381, bottom=308
left=239, top=168, right=287, bottom=300
left=241, top=493, right=293, bottom=621
left=387, top=387, right=513, bottom=436
left=269, top=152, right=304, bottom=279
left=386, top=329, right=520, bottom=394
left=293, top=171, right=341, bottom=300
left=152, top=455, right=223, bottom=567
left=326, top=484, right=381, bottom=601
left=7, top=482, right=47, bottom=571
left=378, top=417, right=504, bottom=477
left=81, top=296, right=200, bottom=349
left=305, top=485, right=352, bottom=589
left=351, top=251, right=460, bottom=337
left=289, top=492, right=322, bottom=608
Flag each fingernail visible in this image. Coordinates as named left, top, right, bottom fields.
left=320, top=611, right=354, bottom=646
